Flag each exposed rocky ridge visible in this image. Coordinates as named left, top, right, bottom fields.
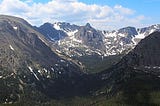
left=75, top=23, right=106, bottom=51
left=35, top=23, right=68, bottom=41
left=36, top=22, right=160, bottom=57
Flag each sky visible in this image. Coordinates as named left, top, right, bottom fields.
left=0, top=0, right=159, bottom=30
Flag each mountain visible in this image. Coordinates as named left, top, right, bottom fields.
left=35, top=23, right=68, bottom=41
left=100, top=31, right=160, bottom=84
left=0, top=15, right=84, bottom=104
left=35, top=22, right=160, bottom=73
left=53, top=22, right=80, bottom=32
left=122, top=31, right=160, bottom=72
left=94, top=31, right=160, bottom=105
left=0, top=15, right=110, bottom=105
left=37, top=31, right=160, bottom=106
left=37, top=22, right=160, bottom=58
left=102, top=24, right=160, bottom=55
left=101, top=31, right=160, bottom=81
left=36, top=22, right=106, bottom=57
left=35, top=22, right=80, bottom=41
left=75, top=23, right=106, bottom=51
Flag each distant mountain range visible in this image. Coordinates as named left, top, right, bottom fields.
left=35, top=22, right=160, bottom=57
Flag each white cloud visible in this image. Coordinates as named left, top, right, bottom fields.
left=0, top=0, right=29, bottom=13
left=114, top=5, right=135, bottom=15
left=0, top=0, right=146, bottom=30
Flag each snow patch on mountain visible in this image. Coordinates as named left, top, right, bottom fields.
left=150, top=29, right=156, bottom=34
left=9, top=45, right=14, bottom=51
left=66, top=29, right=78, bottom=36
left=53, top=22, right=61, bottom=30
left=13, top=26, right=18, bottom=30
left=135, top=33, right=145, bottom=39
left=28, top=66, right=40, bottom=81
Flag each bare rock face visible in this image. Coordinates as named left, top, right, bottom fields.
left=75, top=23, right=106, bottom=51
left=35, top=23, right=68, bottom=41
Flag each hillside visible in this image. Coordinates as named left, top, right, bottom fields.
left=0, top=15, right=83, bottom=104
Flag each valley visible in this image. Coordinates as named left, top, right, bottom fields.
left=0, top=15, right=160, bottom=106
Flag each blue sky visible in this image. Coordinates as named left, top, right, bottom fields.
left=32, top=0, right=160, bottom=19
left=0, top=0, right=159, bottom=30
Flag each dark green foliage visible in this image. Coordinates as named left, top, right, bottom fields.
left=75, top=54, right=123, bottom=73
left=119, top=73, right=160, bottom=105
left=0, top=68, right=20, bottom=104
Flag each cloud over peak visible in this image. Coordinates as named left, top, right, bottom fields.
left=0, top=0, right=145, bottom=30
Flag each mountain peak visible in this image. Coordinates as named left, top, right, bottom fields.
left=85, top=23, right=92, bottom=28
left=0, top=15, right=32, bottom=27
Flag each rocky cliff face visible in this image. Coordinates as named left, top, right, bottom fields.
left=75, top=23, right=106, bottom=51
left=35, top=23, right=68, bottom=41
